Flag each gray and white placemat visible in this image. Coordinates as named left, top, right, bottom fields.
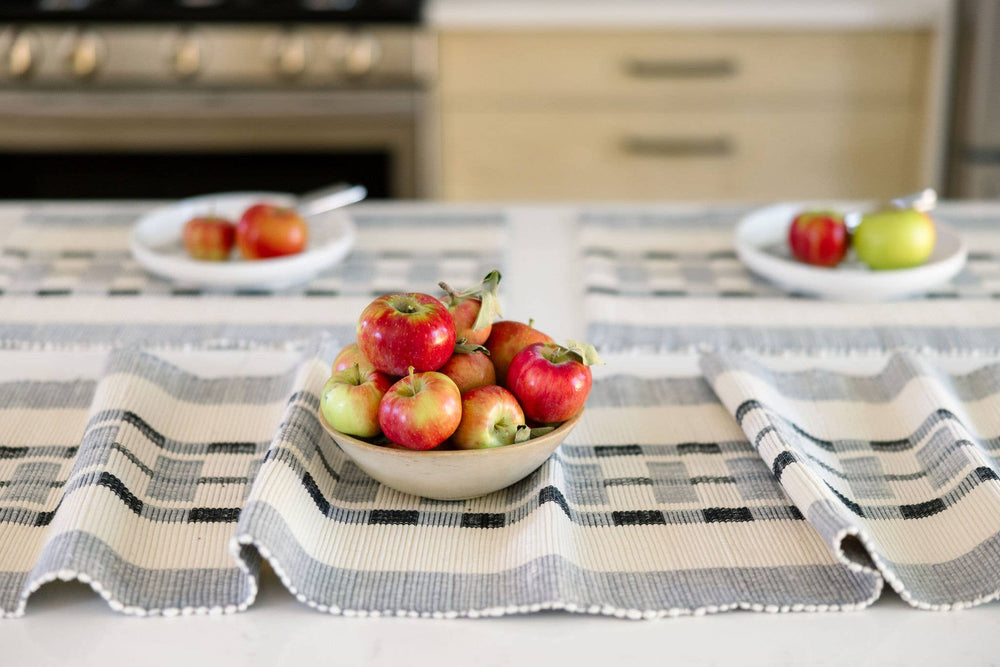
left=701, top=350, right=1000, bottom=610
left=581, top=204, right=1000, bottom=354
left=0, top=203, right=505, bottom=350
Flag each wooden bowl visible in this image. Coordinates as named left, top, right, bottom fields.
left=318, top=410, right=583, bottom=500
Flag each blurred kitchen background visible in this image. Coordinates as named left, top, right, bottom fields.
left=0, top=0, right=996, bottom=202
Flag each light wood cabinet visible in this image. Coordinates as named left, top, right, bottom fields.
left=434, top=30, right=933, bottom=201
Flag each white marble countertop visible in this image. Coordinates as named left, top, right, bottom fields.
left=4, top=567, right=1000, bottom=667
left=427, top=0, right=953, bottom=30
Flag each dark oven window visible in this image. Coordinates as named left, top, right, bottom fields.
left=0, top=151, right=392, bottom=199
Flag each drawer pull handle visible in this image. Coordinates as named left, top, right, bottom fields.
left=624, top=58, right=737, bottom=79
left=621, top=136, right=734, bottom=158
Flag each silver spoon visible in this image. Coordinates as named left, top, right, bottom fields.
left=296, top=183, right=367, bottom=218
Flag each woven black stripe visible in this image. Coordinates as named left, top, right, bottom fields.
left=302, top=472, right=330, bottom=515
left=613, top=510, right=666, bottom=526
left=690, top=476, right=736, bottom=485
left=36, top=289, right=71, bottom=297
left=703, top=507, right=753, bottom=523
left=603, top=477, right=653, bottom=487
left=96, top=472, right=143, bottom=514
left=734, top=399, right=763, bottom=426
left=0, top=446, right=29, bottom=459
left=188, top=507, right=241, bottom=523
left=107, top=289, right=141, bottom=296
left=539, top=485, right=570, bottom=517
left=369, top=510, right=419, bottom=525
left=120, top=411, right=166, bottom=448
left=899, top=498, right=947, bottom=520
left=677, top=442, right=721, bottom=455
left=754, top=425, right=777, bottom=449
left=595, top=444, right=642, bottom=457
left=826, top=482, right=864, bottom=517
left=975, top=466, right=1000, bottom=483
left=772, top=451, right=797, bottom=480
left=207, top=442, right=257, bottom=455
left=461, top=513, right=505, bottom=529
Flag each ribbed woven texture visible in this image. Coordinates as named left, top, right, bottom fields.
left=701, top=351, right=1000, bottom=610
left=0, top=341, right=882, bottom=618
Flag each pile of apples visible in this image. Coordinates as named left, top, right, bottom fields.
left=319, top=271, right=603, bottom=451
left=788, top=207, right=936, bottom=270
left=182, top=204, right=308, bottom=261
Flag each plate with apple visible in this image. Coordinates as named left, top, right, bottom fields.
left=129, top=190, right=358, bottom=290
left=735, top=195, right=967, bottom=301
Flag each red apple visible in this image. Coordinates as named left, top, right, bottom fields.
left=451, top=385, right=525, bottom=450
left=320, top=364, right=393, bottom=438
left=332, top=342, right=376, bottom=376
left=357, top=293, right=456, bottom=376
left=378, top=369, right=462, bottom=450
left=484, top=319, right=554, bottom=387
left=788, top=210, right=848, bottom=267
left=236, top=203, right=308, bottom=260
left=437, top=341, right=496, bottom=394
left=182, top=216, right=235, bottom=261
left=438, top=270, right=502, bottom=345
left=506, top=341, right=602, bottom=423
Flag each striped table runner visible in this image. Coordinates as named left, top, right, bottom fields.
left=1, top=202, right=999, bottom=618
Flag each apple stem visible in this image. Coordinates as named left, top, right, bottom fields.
left=438, top=280, right=459, bottom=305
left=528, top=318, right=534, bottom=328
left=349, top=362, right=362, bottom=385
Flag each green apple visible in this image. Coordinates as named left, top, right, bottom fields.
left=853, top=208, right=936, bottom=270
left=320, top=364, right=393, bottom=438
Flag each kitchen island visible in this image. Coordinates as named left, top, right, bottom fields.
left=1, top=200, right=999, bottom=665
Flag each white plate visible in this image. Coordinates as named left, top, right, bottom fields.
left=129, top=191, right=356, bottom=290
left=735, top=203, right=967, bottom=301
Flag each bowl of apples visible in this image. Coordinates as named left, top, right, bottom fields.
left=318, top=271, right=602, bottom=501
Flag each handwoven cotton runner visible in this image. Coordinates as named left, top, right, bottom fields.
left=701, top=350, right=1000, bottom=610
left=0, top=340, right=881, bottom=618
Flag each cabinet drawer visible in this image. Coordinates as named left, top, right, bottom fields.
left=439, top=31, right=928, bottom=106
left=440, top=109, right=922, bottom=201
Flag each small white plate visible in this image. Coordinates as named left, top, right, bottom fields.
left=735, top=203, right=967, bottom=301
left=129, top=191, right=356, bottom=290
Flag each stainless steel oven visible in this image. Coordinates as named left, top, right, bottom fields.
left=0, top=6, right=427, bottom=199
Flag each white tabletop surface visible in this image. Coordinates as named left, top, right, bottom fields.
left=3, top=566, right=1000, bottom=667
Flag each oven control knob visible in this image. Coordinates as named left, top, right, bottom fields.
left=68, top=32, right=105, bottom=80
left=333, top=33, right=381, bottom=80
left=3, top=29, right=40, bottom=79
left=171, top=33, right=202, bottom=80
left=273, top=33, right=308, bottom=79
